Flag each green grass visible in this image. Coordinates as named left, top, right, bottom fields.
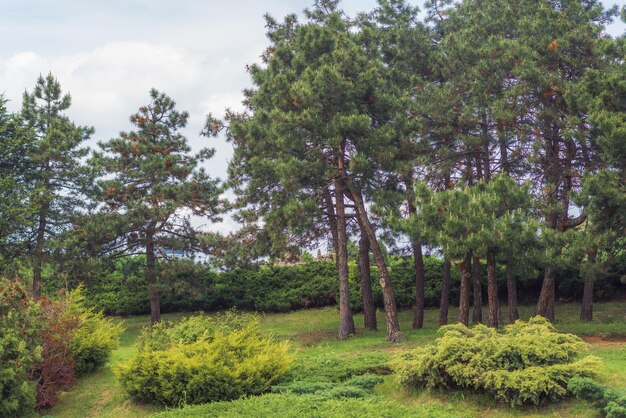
left=44, top=302, right=626, bottom=417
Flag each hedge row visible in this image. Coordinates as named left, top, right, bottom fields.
left=84, top=256, right=623, bottom=316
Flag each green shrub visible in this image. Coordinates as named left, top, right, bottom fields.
left=392, top=316, right=601, bottom=406
left=273, top=374, right=383, bottom=400
left=115, top=311, right=292, bottom=406
left=605, top=399, right=626, bottom=418
left=153, top=392, right=462, bottom=418
left=0, top=279, right=42, bottom=417
left=32, top=286, right=123, bottom=408
left=567, top=377, right=606, bottom=403
left=286, top=349, right=391, bottom=384
left=65, top=287, right=123, bottom=376
left=569, top=377, right=626, bottom=418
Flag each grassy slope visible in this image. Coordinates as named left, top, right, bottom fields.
left=45, top=303, right=626, bottom=418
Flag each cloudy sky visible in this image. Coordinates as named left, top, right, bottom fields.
left=1, top=0, right=624, bottom=234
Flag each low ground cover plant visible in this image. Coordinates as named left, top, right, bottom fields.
left=114, top=310, right=292, bottom=406
left=569, top=377, right=626, bottom=418
left=393, top=316, right=601, bottom=406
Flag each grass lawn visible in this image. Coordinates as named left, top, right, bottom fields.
left=44, top=302, right=625, bottom=417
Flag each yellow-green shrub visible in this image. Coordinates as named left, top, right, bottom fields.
left=392, top=317, right=601, bottom=406
left=65, top=287, right=123, bottom=376
left=114, top=312, right=292, bottom=406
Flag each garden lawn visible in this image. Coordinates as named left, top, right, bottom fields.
left=45, top=302, right=626, bottom=418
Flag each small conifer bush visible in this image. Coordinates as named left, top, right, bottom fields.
left=0, top=279, right=41, bottom=417
left=65, top=287, right=123, bottom=376
left=392, top=316, right=601, bottom=406
left=115, top=311, right=292, bottom=406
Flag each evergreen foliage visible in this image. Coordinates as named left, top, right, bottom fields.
left=392, top=317, right=601, bottom=406
left=19, top=74, right=94, bottom=298
left=115, top=311, right=292, bottom=406
left=0, top=279, right=41, bottom=417
left=90, top=89, right=224, bottom=323
left=569, top=377, right=626, bottom=418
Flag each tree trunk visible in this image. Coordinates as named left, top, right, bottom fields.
left=457, top=255, right=472, bottom=326
left=536, top=211, right=558, bottom=321
left=32, top=201, right=49, bottom=300
left=506, top=262, right=519, bottom=322
left=146, top=237, right=160, bottom=324
left=536, top=268, right=555, bottom=321
left=404, top=178, right=426, bottom=329
left=486, top=250, right=499, bottom=327
left=334, top=179, right=356, bottom=340
left=358, top=228, right=377, bottom=330
left=580, top=247, right=597, bottom=322
left=323, top=191, right=340, bottom=272
left=471, top=256, right=483, bottom=324
left=439, top=259, right=451, bottom=326
left=412, top=243, right=425, bottom=329
left=349, top=186, right=402, bottom=342
left=498, top=131, right=510, bottom=175
left=481, top=112, right=491, bottom=182
left=580, top=279, right=594, bottom=322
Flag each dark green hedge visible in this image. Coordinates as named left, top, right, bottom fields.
left=84, top=255, right=623, bottom=316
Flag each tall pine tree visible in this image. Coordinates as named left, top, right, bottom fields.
left=91, top=89, right=224, bottom=324
left=20, top=73, right=93, bottom=298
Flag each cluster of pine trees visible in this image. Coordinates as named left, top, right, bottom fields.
left=214, top=0, right=625, bottom=340
left=0, top=0, right=624, bottom=340
left=0, top=80, right=225, bottom=324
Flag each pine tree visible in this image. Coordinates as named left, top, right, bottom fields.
left=91, top=89, right=224, bottom=324
left=223, top=0, right=406, bottom=341
left=408, top=174, right=536, bottom=327
left=20, top=74, right=93, bottom=298
left=0, top=97, right=35, bottom=267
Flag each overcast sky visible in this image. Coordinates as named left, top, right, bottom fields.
left=1, top=0, right=624, bottom=234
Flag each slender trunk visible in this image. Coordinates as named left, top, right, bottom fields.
left=33, top=220, right=46, bottom=300
left=580, top=279, right=594, bottom=322
left=32, top=210, right=47, bottom=299
left=580, top=247, right=597, bottom=322
left=471, top=256, right=483, bottom=324
left=498, top=131, right=510, bottom=175
left=536, top=268, right=555, bottom=321
left=457, top=255, right=472, bottom=326
left=146, top=236, right=160, bottom=324
left=536, top=213, right=558, bottom=320
left=546, top=276, right=555, bottom=320
left=486, top=250, right=499, bottom=327
left=334, top=178, right=355, bottom=340
left=323, top=191, right=340, bottom=271
left=32, top=176, right=50, bottom=299
left=474, top=156, right=482, bottom=182
left=358, top=227, right=377, bottom=330
left=481, top=112, right=491, bottom=182
left=412, top=243, right=425, bottom=329
left=404, top=178, right=426, bottom=329
left=506, top=262, right=519, bottom=322
left=439, top=259, right=451, bottom=326
left=349, top=187, right=402, bottom=341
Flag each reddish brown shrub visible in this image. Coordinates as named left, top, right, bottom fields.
left=30, top=297, right=80, bottom=409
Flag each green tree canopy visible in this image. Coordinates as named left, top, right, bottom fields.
left=91, top=89, right=224, bottom=323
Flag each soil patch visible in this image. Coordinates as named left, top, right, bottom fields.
left=294, top=330, right=335, bottom=346
left=581, top=336, right=626, bottom=346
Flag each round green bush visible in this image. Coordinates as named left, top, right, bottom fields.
left=392, top=316, right=602, bottom=406
left=114, top=312, right=293, bottom=406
